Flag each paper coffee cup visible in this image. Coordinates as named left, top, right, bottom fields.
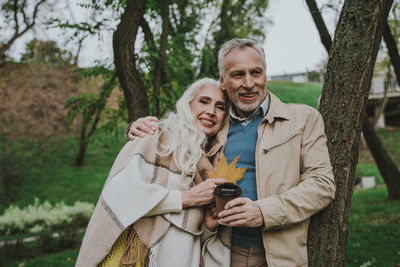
left=214, top=182, right=242, bottom=215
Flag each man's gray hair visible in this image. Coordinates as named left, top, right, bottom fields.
left=218, top=38, right=266, bottom=76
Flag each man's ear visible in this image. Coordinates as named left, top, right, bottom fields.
left=219, top=75, right=226, bottom=91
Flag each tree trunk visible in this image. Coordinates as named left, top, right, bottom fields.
left=152, top=0, right=170, bottom=117
left=75, top=122, right=88, bottom=166
left=73, top=74, right=117, bottom=166
left=75, top=142, right=87, bottom=166
left=307, top=0, right=393, bottom=266
left=0, top=49, right=6, bottom=66
left=113, top=0, right=149, bottom=122
left=363, top=117, right=400, bottom=199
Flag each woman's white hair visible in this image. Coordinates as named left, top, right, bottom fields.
left=158, top=77, right=221, bottom=175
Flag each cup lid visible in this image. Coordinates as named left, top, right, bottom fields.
left=214, top=182, right=241, bottom=198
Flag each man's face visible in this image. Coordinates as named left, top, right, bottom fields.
left=220, top=46, right=267, bottom=118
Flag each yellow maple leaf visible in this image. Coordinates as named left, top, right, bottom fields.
left=207, top=153, right=247, bottom=184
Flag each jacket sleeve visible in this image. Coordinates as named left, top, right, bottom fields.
left=256, top=109, right=336, bottom=230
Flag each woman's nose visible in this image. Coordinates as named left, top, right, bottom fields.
left=206, top=105, right=216, bottom=115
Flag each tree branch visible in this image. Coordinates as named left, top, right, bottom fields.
left=382, top=21, right=400, bottom=85
left=22, top=0, right=29, bottom=26
left=305, top=0, right=333, bottom=52
left=140, top=16, right=156, bottom=49
left=13, top=0, right=19, bottom=33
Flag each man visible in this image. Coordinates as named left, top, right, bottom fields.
left=126, top=38, right=336, bottom=267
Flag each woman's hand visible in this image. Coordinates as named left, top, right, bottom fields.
left=181, top=178, right=225, bottom=208
left=204, top=204, right=219, bottom=232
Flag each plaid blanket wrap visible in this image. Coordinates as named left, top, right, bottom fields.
left=76, top=129, right=213, bottom=267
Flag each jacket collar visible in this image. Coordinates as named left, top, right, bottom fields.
left=263, top=91, right=290, bottom=124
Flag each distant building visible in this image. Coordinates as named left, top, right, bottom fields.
left=370, top=71, right=400, bottom=95
left=369, top=71, right=400, bottom=128
left=269, top=72, right=308, bottom=83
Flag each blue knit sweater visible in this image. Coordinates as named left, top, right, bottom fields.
left=224, top=116, right=264, bottom=247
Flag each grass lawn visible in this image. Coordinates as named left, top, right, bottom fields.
left=346, top=187, right=400, bottom=266
left=268, top=80, right=322, bottom=109
left=1, top=131, right=125, bottom=211
left=3, top=248, right=79, bottom=267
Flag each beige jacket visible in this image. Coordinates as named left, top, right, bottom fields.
left=208, top=92, right=336, bottom=267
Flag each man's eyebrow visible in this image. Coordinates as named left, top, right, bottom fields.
left=251, top=67, right=264, bottom=72
left=229, top=70, right=244, bottom=76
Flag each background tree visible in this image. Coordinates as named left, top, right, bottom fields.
left=65, top=68, right=117, bottom=166
left=0, top=0, right=48, bottom=65
left=306, top=0, right=400, bottom=201
left=305, top=0, right=393, bottom=265
left=198, top=0, right=269, bottom=78
left=51, top=1, right=124, bottom=166
left=384, top=1, right=400, bottom=84
left=114, top=0, right=271, bottom=120
left=113, top=0, right=148, bottom=122
left=20, top=39, right=73, bottom=65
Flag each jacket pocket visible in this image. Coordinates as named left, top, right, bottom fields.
left=263, top=130, right=302, bottom=154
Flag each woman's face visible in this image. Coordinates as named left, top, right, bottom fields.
left=190, top=85, right=227, bottom=137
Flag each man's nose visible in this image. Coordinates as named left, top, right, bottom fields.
left=243, top=74, right=254, bottom=89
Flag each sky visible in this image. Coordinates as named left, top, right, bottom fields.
left=6, top=0, right=339, bottom=77
left=264, top=0, right=337, bottom=76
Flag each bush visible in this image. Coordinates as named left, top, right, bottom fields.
left=20, top=39, right=73, bottom=66
left=0, top=198, right=94, bottom=236
left=0, top=199, right=94, bottom=263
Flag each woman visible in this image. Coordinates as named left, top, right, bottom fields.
left=76, top=78, right=227, bottom=267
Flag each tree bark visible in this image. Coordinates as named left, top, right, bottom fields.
left=307, top=0, right=393, bottom=266
left=363, top=117, right=400, bottom=199
left=152, top=0, right=170, bottom=117
left=113, top=0, right=149, bottom=122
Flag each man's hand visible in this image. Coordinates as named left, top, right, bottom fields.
left=126, top=116, right=159, bottom=141
left=217, top=197, right=264, bottom=227
left=181, top=178, right=226, bottom=208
